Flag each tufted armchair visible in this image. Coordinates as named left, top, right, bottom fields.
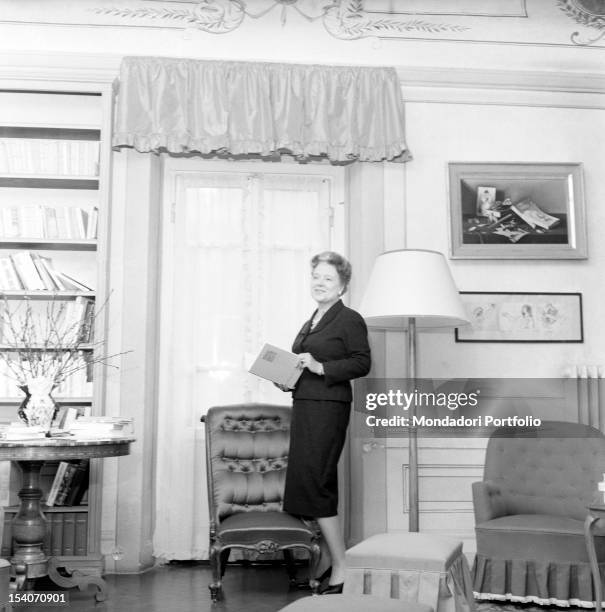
left=202, top=404, right=321, bottom=602
left=472, top=420, right=605, bottom=607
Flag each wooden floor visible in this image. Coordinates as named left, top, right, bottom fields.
left=17, top=562, right=312, bottom=612
left=14, top=562, right=587, bottom=612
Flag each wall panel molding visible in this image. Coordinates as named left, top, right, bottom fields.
left=397, top=66, right=605, bottom=108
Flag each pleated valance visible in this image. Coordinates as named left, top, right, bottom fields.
left=113, top=56, right=411, bottom=163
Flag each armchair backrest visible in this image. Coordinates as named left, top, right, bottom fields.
left=484, top=420, right=605, bottom=520
left=204, top=404, right=291, bottom=523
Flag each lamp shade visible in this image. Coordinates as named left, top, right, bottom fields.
left=359, top=249, right=469, bottom=329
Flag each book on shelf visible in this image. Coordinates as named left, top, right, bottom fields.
left=2, top=508, right=88, bottom=557
left=75, top=512, right=88, bottom=555
left=46, top=460, right=89, bottom=508
left=61, top=296, right=94, bottom=344
left=0, top=138, right=100, bottom=177
left=64, top=460, right=89, bottom=507
left=511, top=198, right=560, bottom=230
left=46, top=461, right=69, bottom=507
left=86, top=207, right=98, bottom=240
left=62, top=512, right=76, bottom=555
left=0, top=205, right=96, bottom=240
left=54, top=463, right=79, bottom=506
left=10, top=251, right=46, bottom=290
left=0, top=251, right=93, bottom=292
left=44, top=206, right=59, bottom=239
left=55, top=271, right=93, bottom=292
left=0, top=257, right=22, bottom=289
left=19, top=205, right=45, bottom=238
left=50, top=512, right=64, bottom=556
left=1, top=207, right=19, bottom=238
left=38, top=255, right=65, bottom=290
left=32, top=253, right=56, bottom=289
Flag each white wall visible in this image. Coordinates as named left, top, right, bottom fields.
left=404, top=102, right=605, bottom=378
left=362, top=85, right=605, bottom=546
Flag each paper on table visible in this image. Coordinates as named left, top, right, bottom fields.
left=248, top=343, right=303, bottom=389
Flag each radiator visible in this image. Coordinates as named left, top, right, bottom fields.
left=567, top=365, right=605, bottom=431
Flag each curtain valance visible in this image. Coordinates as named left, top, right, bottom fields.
left=113, top=57, right=410, bottom=163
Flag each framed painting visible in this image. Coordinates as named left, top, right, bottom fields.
left=448, top=162, right=587, bottom=259
left=455, top=292, right=583, bottom=343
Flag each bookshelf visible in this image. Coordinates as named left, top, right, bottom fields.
left=0, top=85, right=112, bottom=565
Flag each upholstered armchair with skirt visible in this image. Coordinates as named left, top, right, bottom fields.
left=202, top=404, right=321, bottom=602
left=472, top=420, right=605, bottom=607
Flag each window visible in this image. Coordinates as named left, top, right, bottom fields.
left=154, top=159, right=344, bottom=559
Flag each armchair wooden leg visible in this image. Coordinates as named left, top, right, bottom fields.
left=208, top=543, right=222, bottom=603
left=308, top=541, right=321, bottom=594
left=219, top=548, right=230, bottom=578
left=283, top=549, right=298, bottom=585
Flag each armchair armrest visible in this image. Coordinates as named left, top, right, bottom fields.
left=472, top=480, right=507, bottom=524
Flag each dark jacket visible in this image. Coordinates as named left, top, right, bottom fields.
left=292, top=300, right=371, bottom=402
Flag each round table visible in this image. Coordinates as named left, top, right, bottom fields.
left=0, top=437, right=133, bottom=599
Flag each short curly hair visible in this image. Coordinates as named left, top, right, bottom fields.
left=310, top=251, right=352, bottom=295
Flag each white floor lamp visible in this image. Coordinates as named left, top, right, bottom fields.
left=359, top=249, right=469, bottom=532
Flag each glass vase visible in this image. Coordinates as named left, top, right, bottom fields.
left=18, top=377, right=58, bottom=433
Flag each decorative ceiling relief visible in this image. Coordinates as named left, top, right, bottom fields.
left=93, top=0, right=246, bottom=33
left=92, top=0, right=469, bottom=37
left=323, top=1, right=469, bottom=39
left=558, top=0, right=605, bottom=45
left=0, top=0, right=603, bottom=49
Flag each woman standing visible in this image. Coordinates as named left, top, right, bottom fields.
left=282, top=251, right=371, bottom=594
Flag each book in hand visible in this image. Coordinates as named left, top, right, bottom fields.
left=511, top=198, right=560, bottom=230
left=248, top=343, right=303, bottom=389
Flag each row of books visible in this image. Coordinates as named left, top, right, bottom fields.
left=0, top=361, right=93, bottom=399
left=0, top=251, right=93, bottom=291
left=2, top=509, right=88, bottom=557
left=0, top=205, right=98, bottom=240
left=0, top=138, right=100, bottom=177
left=68, top=416, right=134, bottom=439
left=0, top=295, right=95, bottom=346
left=46, top=459, right=90, bottom=507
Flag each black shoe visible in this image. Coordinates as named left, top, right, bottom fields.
left=319, top=582, right=344, bottom=595
left=291, top=565, right=332, bottom=590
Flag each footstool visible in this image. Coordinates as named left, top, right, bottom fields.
left=344, top=533, right=476, bottom=612
left=279, top=594, right=432, bottom=612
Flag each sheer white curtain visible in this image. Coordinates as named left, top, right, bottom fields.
left=154, top=169, right=334, bottom=559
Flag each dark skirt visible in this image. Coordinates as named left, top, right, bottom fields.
left=283, top=399, right=350, bottom=518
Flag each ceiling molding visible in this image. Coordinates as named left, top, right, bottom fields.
left=396, top=65, right=605, bottom=95
left=0, top=52, right=603, bottom=107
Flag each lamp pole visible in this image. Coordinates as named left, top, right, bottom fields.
left=359, top=249, right=470, bottom=535
left=408, top=317, right=419, bottom=532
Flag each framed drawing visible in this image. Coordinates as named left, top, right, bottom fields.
left=448, top=162, right=587, bottom=259
left=455, top=292, right=583, bottom=343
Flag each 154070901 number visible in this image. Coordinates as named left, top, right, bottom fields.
left=9, top=591, right=69, bottom=607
